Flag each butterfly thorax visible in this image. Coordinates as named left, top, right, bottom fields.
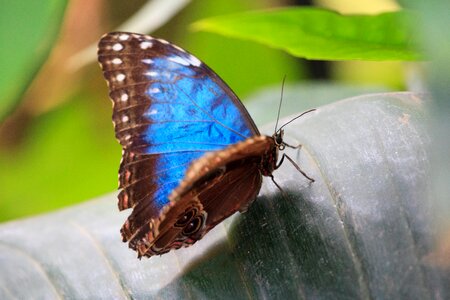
left=259, top=136, right=279, bottom=176
left=259, top=128, right=287, bottom=176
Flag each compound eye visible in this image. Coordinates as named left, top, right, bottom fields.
left=182, top=216, right=203, bottom=236
left=275, top=134, right=283, bottom=144
left=175, top=209, right=196, bottom=227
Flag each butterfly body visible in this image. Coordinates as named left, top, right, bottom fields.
left=98, top=32, right=285, bottom=258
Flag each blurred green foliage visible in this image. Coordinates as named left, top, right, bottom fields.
left=0, top=91, right=120, bottom=220
left=0, top=1, right=418, bottom=222
left=158, top=0, right=304, bottom=97
left=193, top=8, right=421, bottom=60
left=0, top=0, right=67, bottom=120
left=0, top=0, right=303, bottom=222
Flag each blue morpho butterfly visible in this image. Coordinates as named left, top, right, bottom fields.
left=98, top=32, right=315, bottom=258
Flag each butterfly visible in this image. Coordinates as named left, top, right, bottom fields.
left=97, top=32, right=314, bottom=258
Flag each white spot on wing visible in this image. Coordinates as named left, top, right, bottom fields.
left=142, top=58, right=153, bottom=64
left=145, top=71, right=158, bottom=77
left=116, top=73, right=126, bottom=81
left=122, top=115, right=129, bottom=122
left=149, top=109, right=158, bottom=115
left=140, top=41, right=153, bottom=49
left=112, top=43, right=123, bottom=51
left=168, top=56, right=190, bottom=66
left=119, top=34, right=130, bottom=41
left=157, top=38, right=169, bottom=44
left=173, top=44, right=186, bottom=53
left=149, top=87, right=160, bottom=93
left=120, top=93, right=129, bottom=102
left=186, top=54, right=201, bottom=67
left=112, top=58, right=122, bottom=65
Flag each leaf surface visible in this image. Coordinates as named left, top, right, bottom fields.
left=193, top=8, right=422, bottom=61
left=0, top=92, right=445, bottom=299
left=0, top=0, right=67, bottom=121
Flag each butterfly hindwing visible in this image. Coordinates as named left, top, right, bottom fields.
left=132, top=136, right=275, bottom=257
left=98, top=32, right=264, bottom=255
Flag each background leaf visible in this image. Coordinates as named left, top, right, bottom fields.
left=0, top=1, right=411, bottom=223
left=171, top=0, right=305, bottom=97
left=0, top=0, right=67, bottom=121
left=193, top=7, right=422, bottom=61
left=1, top=92, right=445, bottom=299
left=0, top=0, right=308, bottom=222
left=0, top=93, right=119, bottom=221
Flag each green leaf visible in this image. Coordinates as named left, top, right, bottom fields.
left=0, top=93, right=119, bottom=222
left=192, top=7, right=422, bottom=61
left=1, top=92, right=445, bottom=299
left=0, top=0, right=67, bottom=121
left=175, top=0, right=306, bottom=98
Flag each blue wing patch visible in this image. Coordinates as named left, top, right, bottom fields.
left=98, top=32, right=259, bottom=235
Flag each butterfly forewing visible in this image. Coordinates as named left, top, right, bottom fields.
left=98, top=32, right=259, bottom=151
left=97, top=32, right=267, bottom=256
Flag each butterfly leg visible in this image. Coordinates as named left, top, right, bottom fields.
left=270, top=174, right=284, bottom=192
left=276, top=153, right=315, bottom=182
left=283, top=142, right=302, bottom=150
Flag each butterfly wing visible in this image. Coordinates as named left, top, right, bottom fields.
left=97, top=32, right=260, bottom=254
left=131, top=136, right=276, bottom=257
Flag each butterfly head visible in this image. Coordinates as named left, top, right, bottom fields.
left=273, top=129, right=286, bottom=151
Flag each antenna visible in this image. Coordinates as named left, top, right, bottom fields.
left=277, top=108, right=316, bottom=133
left=274, top=75, right=287, bottom=133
